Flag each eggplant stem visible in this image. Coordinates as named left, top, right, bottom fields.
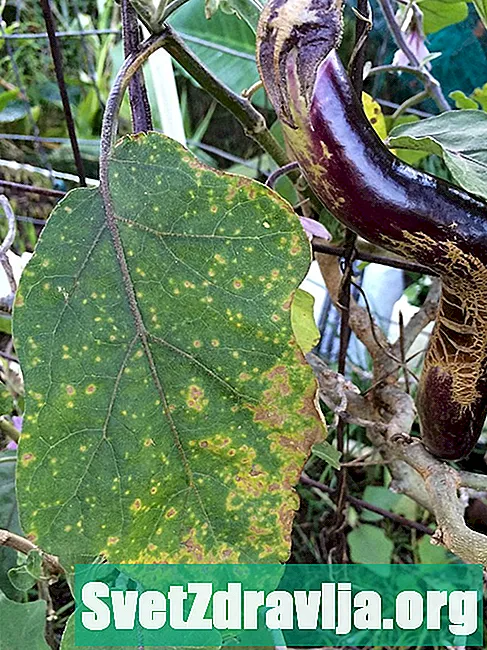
left=376, top=0, right=451, bottom=112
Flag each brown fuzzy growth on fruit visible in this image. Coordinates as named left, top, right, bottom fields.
left=257, top=0, right=487, bottom=459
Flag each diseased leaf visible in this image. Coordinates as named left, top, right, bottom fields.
left=348, top=525, right=393, bottom=564
left=362, top=93, right=387, bottom=141
left=0, top=589, right=50, bottom=650
left=14, top=133, right=323, bottom=566
left=290, top=289, right=319, bottom=354
left=388, top=110, right=487, bottom=200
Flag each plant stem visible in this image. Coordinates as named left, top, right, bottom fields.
left=392, top=89, right=429, bottom=119
left=39, top=0, right=87, bottom=185
left=0, top=416, right=19, bottom=443
left=101, top=27, right=289, bottom=170
left=121, top=0, right=153, bottom=132
left=349, top=0, right=372, bottom=93
left=301, top=474, right=433, bottom=535
left=376, top=0, right=451, bottom=112
left=162, top=28, right=289, bottom=167
left=0, top=528, right=63, bottom=576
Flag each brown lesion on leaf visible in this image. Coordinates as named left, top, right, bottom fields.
left=20, top=453, right=36, bottom=467
left=185, top=384, right=208, bottom=412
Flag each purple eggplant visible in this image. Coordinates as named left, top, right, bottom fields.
left=257, top=0, right=487, bottom=459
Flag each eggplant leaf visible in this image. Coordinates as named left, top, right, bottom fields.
left=14, top=133, right=323, bottom=567
left=388, top=110, right=487, bottom=200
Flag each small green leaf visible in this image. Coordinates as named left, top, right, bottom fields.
left=15, top=133, right=323, bottom=567
left=418, top=535, right=452, bottom=564
left=472, top=83, right=487, bottom=111
left=290, top=289, right=320, bottom=354
left=360, top=486, right=401, bottom=523
left=348, top=525, right=394, bottom=564
left=311, top=441, right=340, bottom=469
left=449, top=90, right=479, bottom=110
left=0, top=589, right=50, bottom=650
left=389, top=110, right=487, bottom=200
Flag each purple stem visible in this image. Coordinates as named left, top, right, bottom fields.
left=121, top=0, right=153, bottom=133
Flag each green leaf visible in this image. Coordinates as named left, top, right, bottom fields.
left=472, top=83, right=487, bottom=111
left=347, top=524, right=394, bottom=564
left=311, top=441, right=340, bottom=469
left=360, top=486, right=401, bottom=523
left=216, top=0, right=262, bottom=31
left=0, top=90, right=20, bottom=112
left=418, top=0, right=468, bottom=34
left=388, top=110, right=487, bottom=200
left=0, top=589, right=50, bottom=650
left=8, top=565, right=36, bottom=592
left=0, top=100, right=30, bottom=124
left=290, top=289, right=320, bottom=354
left=0, top=452, right=22, bottom=600
left=391, top=494, right=417, bottom=520
left=472, top=0, right=487, bottom=28
left=25, top=549, right=44, bottom=581
left=449, top=90, right=479, bottom=110
left=14, top=133, right=323, bottom=566
left=418, top=535, right=452, bottom=564
left=169, top=0, right=265, bottom=105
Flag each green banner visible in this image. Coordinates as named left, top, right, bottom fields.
left=74, top=563, right=483, bottom=646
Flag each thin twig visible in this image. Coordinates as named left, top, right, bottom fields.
left=376, top=0, right=450, bottom=112
left=0, top=180, right=65, bottom=198
left=0, top=416, right=19, bottom=443
left=100, top=27, right=289, bottom=169
left=349, top=0, right=372, bottom=92
left=163, top=27, right=289, bottom=168
left=313, top=240, right=436, bottom=275
left=0, top=529, right=63, bottom=578
left=39, top=0, right=87, bottom=186
left=300, top=474, right=432, bottom=535
left=392, top=89, right=429, bottom=120
left=265, top=162, right=300, bottom=189
left=0, top=196, right=17, bottom=298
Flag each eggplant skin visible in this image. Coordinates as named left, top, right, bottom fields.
left=257, top=0, right=487, bottom=459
